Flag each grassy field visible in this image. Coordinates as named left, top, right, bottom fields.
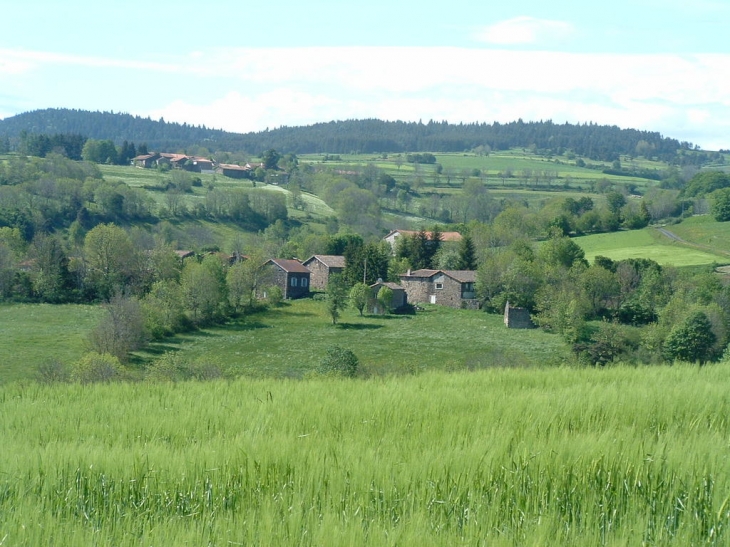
left=575, top=226, right=729, bottom=267
left=1, top=364, right=729, bottom=545
left=137, top=300, right=571, bottom=377
left=303, top=151, right=664, bottom=192
left=0, top=300, right=571, bottom=384
left=0, top=304, right=104, bottom=383
left=663, top=214, right=730, bottom=255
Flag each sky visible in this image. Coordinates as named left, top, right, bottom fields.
left=1, top=0, right=728, bottom=149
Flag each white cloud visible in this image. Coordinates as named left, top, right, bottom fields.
left=3, top=45, right=730, bottom=148
left=474, top=16, right=575, bottom=45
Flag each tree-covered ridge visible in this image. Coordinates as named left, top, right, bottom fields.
left=0, top=108, right=693, bottom=162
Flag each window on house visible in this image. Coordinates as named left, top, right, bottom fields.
left=302, top=278, right=308, bottom=287
left=435, top=282, right=443, bottom=290
left=291, top=277, right=298, bottom=287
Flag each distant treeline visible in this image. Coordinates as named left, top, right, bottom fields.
left=0, top=108, right=700, bottom=163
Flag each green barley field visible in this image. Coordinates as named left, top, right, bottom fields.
left=1, top=364, right=729, bottom=545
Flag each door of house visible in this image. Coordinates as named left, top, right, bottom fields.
left=429, top=294, right=437, bottom=304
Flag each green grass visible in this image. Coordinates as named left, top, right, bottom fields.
left=0, top=304, right=104, bottom=383
left=575, top=227, right=729, bottom=266
left=138, top=300, right=570, bottom=377
left=1, top=364, right=729, bottom=545
left=0, top=300, right=569, bottom=383
left=663, top=215, right=730, bottom=255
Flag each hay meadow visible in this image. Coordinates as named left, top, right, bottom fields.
left=2, top=364, right=730, bottom=546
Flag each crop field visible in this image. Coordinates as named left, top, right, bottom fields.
left=575, top=227, right=729, bottom=267
left=1, top=364, right=729, bottom=546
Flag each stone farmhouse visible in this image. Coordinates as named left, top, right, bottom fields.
left=399, top=269, right=478, bottom=309
left=263, top=258, right=311, bottom=299
left=302, top=255, right=346, bottom=291
left=384, top=229, right=463, bottom=253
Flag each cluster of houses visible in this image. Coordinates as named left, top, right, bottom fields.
left=179, top=229, right=534, bottom=326
left=132, top=152, right=262, bottom=179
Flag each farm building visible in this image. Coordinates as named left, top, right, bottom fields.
left=369, top=280, right=407, bottom=313
left=302, top=255, right=346, bottom=290
left=384, top=229, right=463, bottom=253
left=262, top=258, right=311, bottom=299
left=399, top=269, right=478, bottom=309
left=504, top=302, right=535, bottom=329
left=216, top=163, right=252, bottom=179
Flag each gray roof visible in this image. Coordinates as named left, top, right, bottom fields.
left=303, top=255, right=346, bottom=268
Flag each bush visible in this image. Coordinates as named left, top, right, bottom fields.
left=147, top=352, right=226, bottom=382
left=318, top=345, right=359, bottom=378
left=266, top=285, right=283, bottom=306
left=70, top=352, right=125, bottom=384
left=36, top=359, right=70, bottom=384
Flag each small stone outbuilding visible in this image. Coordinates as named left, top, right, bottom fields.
left=504, top=301, right=535, bottom=329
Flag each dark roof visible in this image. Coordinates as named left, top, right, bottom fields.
left=370, top=281, right=404, bottom=291
left=267, top=258, right=310, bottom=274
left=303, top=255, right=346, bottom=268
left=442, top=270, right=477, bottom=283
left=400, top=269, right=476, bottom=283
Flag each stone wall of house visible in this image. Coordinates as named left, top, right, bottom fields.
left=261, top=266, right=310, bottom=299
left=307, top=260, right=330, bottom=290
left=431, top=276, right=466, bottom=308
left=400, top=278, right=432, bottom=305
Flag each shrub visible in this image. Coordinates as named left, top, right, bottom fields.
left=70, top=352, right=125, bottom=384
left=318, top=345, right=359, bottom=378
left=266, top=285, right=283, bottom=306
left=36, top=359, right=70, bottom=384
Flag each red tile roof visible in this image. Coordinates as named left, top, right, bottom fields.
left=385, top=229, right=463, bottom=242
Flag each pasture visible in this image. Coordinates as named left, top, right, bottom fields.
left=0, top=300, right=571, bottom=384
left=138, top=300, right=570, bottom=378
left=575, top=226, right=729, bottom=267
left=0, top=304, right=103, bottom=383
left=1, top=364, right=729, bottom=545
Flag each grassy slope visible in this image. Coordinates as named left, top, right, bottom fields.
left=663, top=214, right=730, bottom=254
left=0, top=304, right=104, bottom=383
left=137, top=300, right=570, bottom=377
left=575, top=226, right=729, bottom=266
left=0, top=300, right=570, bottom=383
left=2, top=364, right=729, bottom=545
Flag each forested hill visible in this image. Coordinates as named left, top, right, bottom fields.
left=0, top=108, right=690, bottom=162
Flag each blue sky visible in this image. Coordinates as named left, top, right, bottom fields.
left=1, top=0, right=728, bottom=149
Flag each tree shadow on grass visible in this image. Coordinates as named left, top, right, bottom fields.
left=335, top=323, right=383, bottom=330
left=367, top=314, right=413, bottom=321
left=218, top=320, right=272, bottom=332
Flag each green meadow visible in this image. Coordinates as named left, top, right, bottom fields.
left=0, top=304, right=104, bottom=383
left=575, top=227, right=729, bottom=267
left=1, top=364, right=729, bottom=546
left=0, top=301, right=571, bottom=384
